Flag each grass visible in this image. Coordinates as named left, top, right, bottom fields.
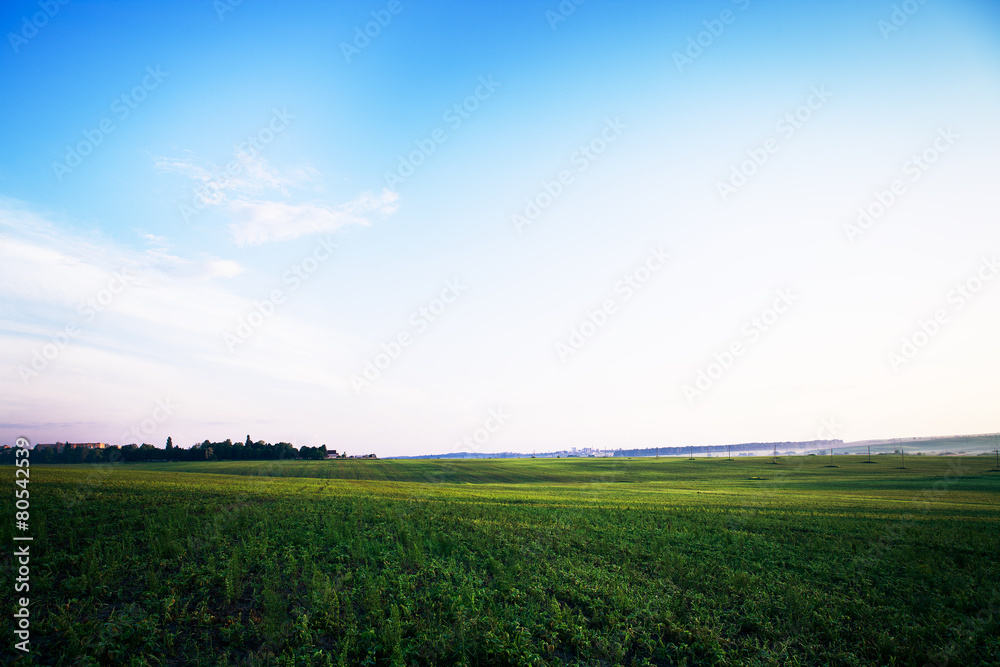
left=2, top=456, right=998, bottom=666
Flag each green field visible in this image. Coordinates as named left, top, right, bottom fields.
left=3, top=457, right=999, bottom=666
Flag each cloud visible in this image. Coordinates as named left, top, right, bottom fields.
left=154, top=151, right=394, bottom=244
left=138, top=233, right=244, bottom=280
left=228, top=189, right=399, bottom=245
left=153, top=155, right=214, bottom=181
left=155, top=151, right=293, bottom=207
left=0, top=198, right=364, bottom=360
left=206, top=259, right=244, bottom=278
left=0, top=200, right=242, bottom=309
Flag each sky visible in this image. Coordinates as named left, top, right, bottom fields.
left=1, top=0, right=999, bottom=457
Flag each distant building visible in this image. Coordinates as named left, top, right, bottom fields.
left=36, top=442, right=108, bottom=454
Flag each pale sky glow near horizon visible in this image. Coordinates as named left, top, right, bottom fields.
left=1, top=0, right=999, bottom=457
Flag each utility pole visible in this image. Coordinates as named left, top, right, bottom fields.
left=900, top=448, right=905, bottom=469
left=831, top=447, right=834, bottom=465
left=772, top=443, right=777, bottom=464
left=689, top=446, right=694, bottom=460
left=728, top=444, right=732, bottom=460
left=868, top=446, right=871, bottom=463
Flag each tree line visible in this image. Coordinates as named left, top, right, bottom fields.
left=0, top=436, right=339, bottom=465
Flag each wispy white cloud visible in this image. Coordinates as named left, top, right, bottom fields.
left=152, top=154, right=214, bottom=181
left=154, top=151, right=395, bottom=244
left=0, top=203, right=242, bottom=303
left=228, top=189, right=398, bottom=245
left=138, top=233, right=244, bottom=279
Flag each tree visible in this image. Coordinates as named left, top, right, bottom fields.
left=166, top=436, right=173, bottom=450
left=246, top=435, right=252, bottom=448
left=298, top=445, right=328, bottom=460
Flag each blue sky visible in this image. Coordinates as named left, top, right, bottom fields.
left=2, top=0, right=999, bottom=456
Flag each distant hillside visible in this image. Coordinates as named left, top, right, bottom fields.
left=836, top=433, right=999, bottom=455
left=395, top=440, right=845, bottom=460
left=392, top=433, right=998, bottom=460
left=611, top=441, right=842, bottom=457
